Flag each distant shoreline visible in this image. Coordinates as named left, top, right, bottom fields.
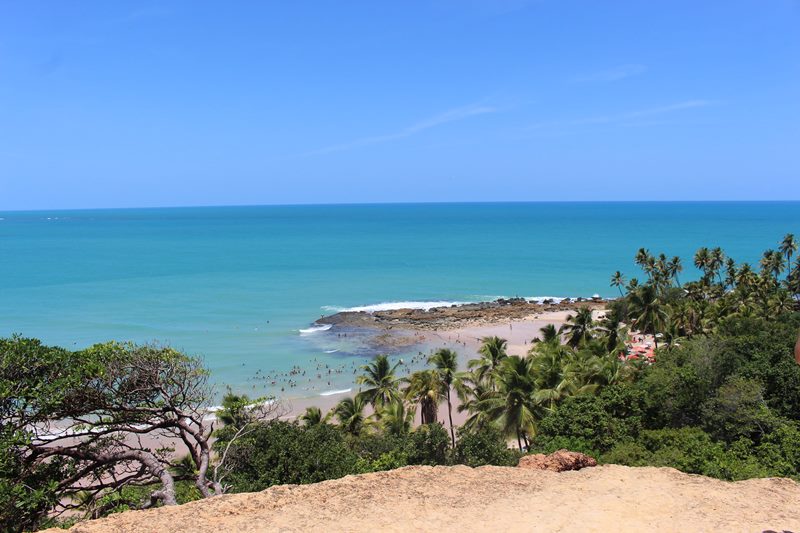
left=315, top=297, right=608, bottom=331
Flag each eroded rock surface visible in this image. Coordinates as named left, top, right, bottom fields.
left=518, top=450, right=598, bottom=472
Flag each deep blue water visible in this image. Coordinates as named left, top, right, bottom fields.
left=1, top=202, right=798, bottom=398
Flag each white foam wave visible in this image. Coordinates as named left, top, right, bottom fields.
left=299, top=324, right=332, bottom=335
left=324, top=349, right=339, bottom=353
left=328, top=301, right=470, bottom=313
left=319, top=388, right=351, bottom=397
left=525, top=296, right=566, bottom=303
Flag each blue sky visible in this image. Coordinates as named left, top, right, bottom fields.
left=1, top=0, right=799, bottom=210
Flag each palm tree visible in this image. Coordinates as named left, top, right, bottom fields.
left=694, top=247, right=711, bottom=282
left=332, top=396, right=369, bottom=436
left=356, top=354, right=401, bottom=411
left=403, top=370, right=441, bottom=425
left=428, top=348, right=460, bottom=447
left=709, top=247, right=725, bottom=285
left=529, top=343, right=572, bottom=409
left=558, top=307, right=595, bottom=348
left=724, top=257, right=738, bottom=289
left=668, top=256, right=683, bottom=287
left=760, top=250, right=786, bottom=280
left=468, top=336, right=508, bottom=388
left=628, top=284, right=667, bottom=348
left=538, top=323, right=559, bottom=345
left=780, top=233, right=797, bottom=268
left=457, top=370, right=496, bottom=432
left=610, top=271, right=626, bottom=297
left=380, top=400, right=415, bottom=436
left=474, top=355, right=540, bottom=450
left=634, top=248, right=653, bottom=279
left=299, top=406, right=323, bottom=426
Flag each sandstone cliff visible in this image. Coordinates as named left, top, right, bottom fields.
left=49, top=464, right=800, bottom=532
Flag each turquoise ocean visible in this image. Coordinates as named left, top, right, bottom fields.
left=1, top=202, right=798, bottom=400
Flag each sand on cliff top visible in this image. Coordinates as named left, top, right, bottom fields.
left=49, top=464, right=799, bottom=533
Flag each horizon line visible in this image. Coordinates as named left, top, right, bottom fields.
left=3, top=199, right=800, bottom=214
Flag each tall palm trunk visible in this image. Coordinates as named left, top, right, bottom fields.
left=446, top=388, right=455, bottom=447
left=516, top=428, right=523, bottom=451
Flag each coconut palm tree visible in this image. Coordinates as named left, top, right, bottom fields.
left=709, top=247, right=726, bottom=285
left=332, top=396, right=369, bottom=436
left=300, top=406, right=324, bottom=426
left=780, top=233, right=797, bottom=268
left=356, top=354, right=401, bottom=412
left=468, top=336, right=508, bottom=388
left=403, top=370, right=441, bottom=425
left=558, top=307, right=595, bottom=348
left=529, top=343, right=572, bottom=409
left=538, top=323, right=559, bottom=345
left=760, top=249, right=786, bottom=280
left=694, top=247, right=711, bottom=282
left=628, top=284, right=667, bottom=348
left=457, top=370, right=496, bottom=432
left=474, top=355, right=540, bottom=450
left=380, top=400, right=415, bottom=436
left=610, top=270, right=626, bottom=297
left=635, top=248, right=653, bottom=279
left=428, top=348, right=460, bottom=447
left=668, top=256, right=683, bottom=287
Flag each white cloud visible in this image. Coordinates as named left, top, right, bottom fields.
left=575, top=64, right=648, bottom=83
left=301, top=103, right=497, bottom=156
left=528, top=100, right=718, bottom=130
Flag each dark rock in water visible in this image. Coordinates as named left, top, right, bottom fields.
left=518, top=450, right=597, bottom=472
left=313, top=298, right=607, bottom=331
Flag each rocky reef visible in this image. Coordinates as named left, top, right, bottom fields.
left=316, top=297, right=608, bottom=331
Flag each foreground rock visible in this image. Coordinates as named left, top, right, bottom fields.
left=48, top=465, right=800, bottom=533
left=317, top=298, right=607, bottom=330
left=518, top=449, right=597, bottom=471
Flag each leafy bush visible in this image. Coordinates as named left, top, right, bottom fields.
left=222, top=421, right=360, bottom=492
left=454, top=425, right=519, bottom=467
left=533, top=385, right=644, bottom=454
left=405, top=423, right=451, bottom=466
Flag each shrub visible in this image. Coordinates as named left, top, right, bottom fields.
left=222, top=421, right=360, bottom=492
left=454, top=425, right=519, bottom=467
left=405, top=423, right=451, bottom=466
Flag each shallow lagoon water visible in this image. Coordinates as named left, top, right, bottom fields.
left=1, top=202, right=798, bottom=399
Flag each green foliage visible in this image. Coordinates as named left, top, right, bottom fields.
left=454, top=425, right=519, bottom=467
left=533, top=385, right=644, bottom=454
left=223, top=421, right=360, bottom=493
left=405, top=423, right=451, bottom=466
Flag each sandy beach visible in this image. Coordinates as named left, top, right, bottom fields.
left=279, top=305, right=606, bottom=426
left=48, top=464, right=800, bottom=533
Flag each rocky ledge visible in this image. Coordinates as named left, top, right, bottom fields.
left=316, top=297, right=608, bottom=331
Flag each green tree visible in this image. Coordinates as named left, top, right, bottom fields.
left=454, top=425, right=518, bottom=467
left=468, top=336, right=508, bottom=389
left=332, top=396, right=370, bottom=436
left=628, top=284, right=667, bottom=347
left=403, top=370, right=441, bottom=425
left=559, top=307, right=596, bottom=348
left=428, top=348, right=461, bottom=447
left=356, top=354, right=401, bottom=412
left=610, top=271, right=626, bottom=296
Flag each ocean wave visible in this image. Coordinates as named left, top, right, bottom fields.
left=324, top=349, right=339, bottom=353
left=299, top=324, right=332, bottom=335
left=319, top=388, right=351, bottom=397
left=320, top=296, right=589, bottom=315
left=325, top=301, right=470, bottom=313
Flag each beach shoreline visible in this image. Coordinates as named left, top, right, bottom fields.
left=277, top=301, right=609, bottom=422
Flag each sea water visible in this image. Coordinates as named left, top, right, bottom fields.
left=1, top=202, right=798, bottom=398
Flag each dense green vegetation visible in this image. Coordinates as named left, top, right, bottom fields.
left=2, top=234, right=799, bottom=530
